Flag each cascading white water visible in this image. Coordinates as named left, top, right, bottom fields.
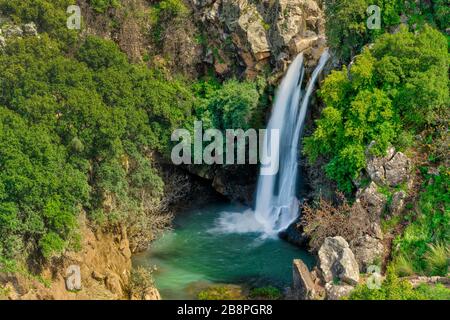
left=254, top=50, right=330, bottom=235
left=214, top=50, right=330, bottom=236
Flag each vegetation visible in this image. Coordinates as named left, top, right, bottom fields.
left=249, top=286, right=282, bottom=300
left=324, top=0, right=449, bottom=62
left=347, top=268, right=450, bottom=300
left=391, top=169, right=449, bottom=277
left=197, top=285, right=245, bottom=300
left=129, top=266, right=156, bottom=299
left=0, top=23, right=194, bottom=261
left=304, top=26, right=448, bottom=193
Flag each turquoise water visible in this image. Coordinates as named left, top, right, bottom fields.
left=133, top=202, right=314, bottom=300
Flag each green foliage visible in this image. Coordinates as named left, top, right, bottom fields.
left=195, top=79, right=262, bottom=131
left=89, top=0, right=120, bottom=13
left=0, top=28, right=194, bottom=260
left=249, top=286, right=282, bottom=300
left=0, top=0, right=78, bottom=47
left=324, top=0, right=448, bottom=62
left=149, top=0, right=189, bottom=45
left=392, top=168, right=449, bottom=276
left=347, top=268, right=450, bottom=300
left=197, top=286, right=245, bottom=300
left=304, top=27, right=448, bottom=192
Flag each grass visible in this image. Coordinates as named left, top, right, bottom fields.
left=249, top=286, right=282, bottom=300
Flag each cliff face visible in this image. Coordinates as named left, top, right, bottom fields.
left=0, top=213, right=159, bottom=300
left=189, top=0, right=327, bottom=79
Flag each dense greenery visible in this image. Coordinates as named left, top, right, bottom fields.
left=0, top=0, right=269, bottom=263
left=304, top=26, right=448, bottom=192
left=324, top=0, right=450, bottom=62
left=392, top=169, right=449, bottom=277
left=347, top=268, right=450, bottom=300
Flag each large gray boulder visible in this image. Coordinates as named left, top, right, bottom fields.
left=366, top=144, right=411, bottom=187
left=325, top=283, right=354, bottom=300
left=350, top=235, right=384, bottom=272
left=318, top=236, right=360, bottom=286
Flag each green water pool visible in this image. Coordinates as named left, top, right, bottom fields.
left=133, top=202, right=314, bottom=300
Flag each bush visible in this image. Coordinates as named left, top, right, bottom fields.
left=347, top=268, right=422, bottom=300
left=249, top=286, right=282, bottom=300
left=301, top=195, right=374, bottom=251
left=89, top=0, right=120, bottom=13
left=198, top=286, right=245, bottom=300
left=304, top=27, right=448, bottom=192
left=392, top=168, right=449, bottom=276
left=129, top=266, right=156, bottom=299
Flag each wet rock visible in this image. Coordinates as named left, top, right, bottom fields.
left=350, top=235, right=384, bottom=272
left=325, top=283, right=354, bottom=300
left=318, top=236, right=360, bottom=286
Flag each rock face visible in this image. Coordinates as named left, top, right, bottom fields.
left=350, top=235, right=384, bottom=272
left=22, top=22, right=38, bottom=36
left=291, top=259, right=317, bottom=300
left=356, top=182, right=387, bottom=216
left=318, top=237, right=360, bottom=286
left=325, top=283, right=354, bottom=300
left=0, top=213, right=160, bottom=300
left=390, top=190, right=407, bottom=216
left=366, top=145, right=412, bottom=187
left=189, top=0, right=326, bottom=79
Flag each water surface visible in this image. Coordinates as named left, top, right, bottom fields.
left=133, top=202, right=314, bottom=300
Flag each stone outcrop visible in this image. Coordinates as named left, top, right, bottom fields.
left=325, top=283, right=354, bottom=300
left=350, top=235, right=384, bottom=272
left=291, top=259, right=317, bottom=300
left=366, top=144, right=412, bottom=187
left=390, top=190, right=407, bottom=216
left=318, top=237, right=360, bottom=286
left=0, top=213, right=160, bottom=300
left=356, top=182, right=387, bottom=217
left=189, top=0, right=326, bottom=79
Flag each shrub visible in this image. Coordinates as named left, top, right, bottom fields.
left=129, top=266, right=156, bottom=299
left=304, top=27, right=448, bottom=192
left=249, top=286, right=282, bottom=300
left=301, top=195, right=374, bottom=251
left=392, top=168, right=449, bottom=276
left=198, top=286, right=245, bottom=300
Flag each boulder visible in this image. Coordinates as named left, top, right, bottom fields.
left=389, top=190, right=407, bottom=216
left=22, top=22, right=38, bottom=36
left=356, top=182, right=387, bottom=216
left=291, top=259, right=317, bottom=300
left=366, top=143, right=411, bottom=187
left=385, top=152, right=411, bottom=187
left=2, top=25, right=23, bottom=37
left=325, top=283, right=354, bottom=300
left=105, top=273, right=122, bottom=295
left=318, top=236, right=360, bottom=286
left=350, top=235, right=384, bottom=272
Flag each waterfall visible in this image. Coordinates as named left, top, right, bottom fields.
left=214, top=50, right=329, bottom=236
left=254, top=50, right=330, bottom=235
